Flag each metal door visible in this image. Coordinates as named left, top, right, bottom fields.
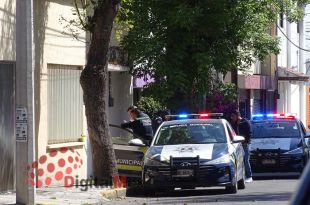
left=0, top=62, right=15, bottom=191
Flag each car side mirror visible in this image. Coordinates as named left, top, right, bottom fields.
left=232, top=135, right=245, bottom=143
left=305, top=132, right=310, bottom=138
left=128, top=138, right=145, bottom=146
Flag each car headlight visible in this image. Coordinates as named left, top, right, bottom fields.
left=205, top=154, right=231, bottom=165
left=144, top=157, right=168, bottom=166
left=284, top=147, right=303, bottom=155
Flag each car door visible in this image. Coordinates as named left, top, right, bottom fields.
left=299, top=122, right=309, bottom=160
left=109, top=124, right=148, bottom=177
left=226, top=123, right=244, bottom=178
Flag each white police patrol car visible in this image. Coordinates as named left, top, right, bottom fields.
left=250, top=113, right=310, bottom=176
left=142, top=113, right=246, bottom=194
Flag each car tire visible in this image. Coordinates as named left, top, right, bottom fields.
left=143, top=187, right=156, bottom=196
left=226, top=168, right=238, bottom=194
left=160, top=187, right=174, bottom=192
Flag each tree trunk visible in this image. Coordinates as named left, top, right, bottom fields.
left=80, top=0, right=120, bottom=184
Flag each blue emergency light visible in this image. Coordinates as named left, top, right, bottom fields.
left=252, top=113, right=296, bottom=120
left=178, top=114, right=188, bottom=118
left=166, top=113, right=223, bottom=120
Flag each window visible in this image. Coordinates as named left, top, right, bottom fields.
left=47, top=64, right=83, bottom=144
left=254, top=60, right=261, bottom=74
left=226, top=123, right=235, bottom=141
left=297, top=23, right=300, bottom=33
left=252, top=121, right=300, bottom=139
left=279, top=13, right=284, bottom=28
left=110, top=125, right=135, bottom=145
left=155, top=123, right=226, bottom=145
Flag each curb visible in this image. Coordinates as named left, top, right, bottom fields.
left=101, top=188, right=127, bottom=200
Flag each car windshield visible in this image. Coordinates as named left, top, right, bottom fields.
left=154, top=123, right=226, bottom=145
left=252, top=121, right=300, bottom=138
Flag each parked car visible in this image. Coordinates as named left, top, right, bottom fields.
left=110, top=124, right=148, bottom=185
left=250, top=113, right=310, bottom=176
left=142, top=113, right=246, bottom=194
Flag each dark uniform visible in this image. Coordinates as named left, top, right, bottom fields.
left=121, top=111, right=154, bottom=144
left=231, top=118, right=252, bottom=144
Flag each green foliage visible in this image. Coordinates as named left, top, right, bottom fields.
left=137, top=97, right=165, bottom=119
left=217, top=83, right=238, bottom=103
left=206, top=83, right=238, bottom=116
left=120, top=0, right=309, bottom=110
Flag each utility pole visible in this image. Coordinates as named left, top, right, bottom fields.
left=16, top=0, right=35, bottom=204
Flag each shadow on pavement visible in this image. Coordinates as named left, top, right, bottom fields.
left=253, top=175, right=300, bottom=180
left=126, top=186, right=292, bottom=199
left=148, top=192, right=292, bottom=204
left=127, top=186, right=293, bottom=204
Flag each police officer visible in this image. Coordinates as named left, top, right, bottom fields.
left=152, top=109, right=171, bottom=133
left=230, top=110, right=253, bottom=183
left=121, top=106, right=153, bottom=145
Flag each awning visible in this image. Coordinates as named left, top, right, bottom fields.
left=238, top=74, right=275, bottom=90
left=277, top=67, right=309, bottom=81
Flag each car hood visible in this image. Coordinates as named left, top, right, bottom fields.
left=251, top=138, right=302, bottom=151
left=146, top=143, right=229, bottom=162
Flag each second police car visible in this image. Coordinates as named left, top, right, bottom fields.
left=142, top=113, right=246, bottom=194
left=250, top=113, right=310, bottom=175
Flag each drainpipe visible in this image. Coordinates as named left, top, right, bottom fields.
left=286, top=18, right=292, bottom=113
left=299, top=5, right=306, bottom=123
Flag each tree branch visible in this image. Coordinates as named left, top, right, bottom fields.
left=74, top=0, right=88, bottom=31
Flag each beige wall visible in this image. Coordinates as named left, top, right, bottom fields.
left=35, top=0, right=88, bottom=186
left=0, top=0, right=16, bottom=61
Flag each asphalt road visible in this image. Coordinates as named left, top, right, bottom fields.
left=108, top=177, right=299, bottom=205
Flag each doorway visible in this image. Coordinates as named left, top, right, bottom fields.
left=0, top=62, right=15, bottom=191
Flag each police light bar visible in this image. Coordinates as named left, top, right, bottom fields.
left=166, top=113, right=224, bottom=120
left=252, top=113, right=296, bottom=120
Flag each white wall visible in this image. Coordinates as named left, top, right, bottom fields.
left=291, top=84, right=300, bottom=115
left=305, top=5, right=310, bottom=62
left=277, top=17, right=287, bottom=68
left=107, top=72, right=133, bottom=127
left=277, top=12, right=308, bottom=122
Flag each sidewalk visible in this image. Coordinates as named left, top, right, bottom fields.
left=0, top=187, right=113, bottom=205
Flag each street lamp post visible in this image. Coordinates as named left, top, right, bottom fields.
left=16, top=0, right=36, bottom=204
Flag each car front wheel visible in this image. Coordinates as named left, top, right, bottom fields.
left=143, top=186, right=156, bottom=196
left=226, top=168, right=238, bottom=194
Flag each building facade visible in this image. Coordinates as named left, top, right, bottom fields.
left=277, top=7, right=309, bottom=126
left=0, top=0, right=133, bottom=191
